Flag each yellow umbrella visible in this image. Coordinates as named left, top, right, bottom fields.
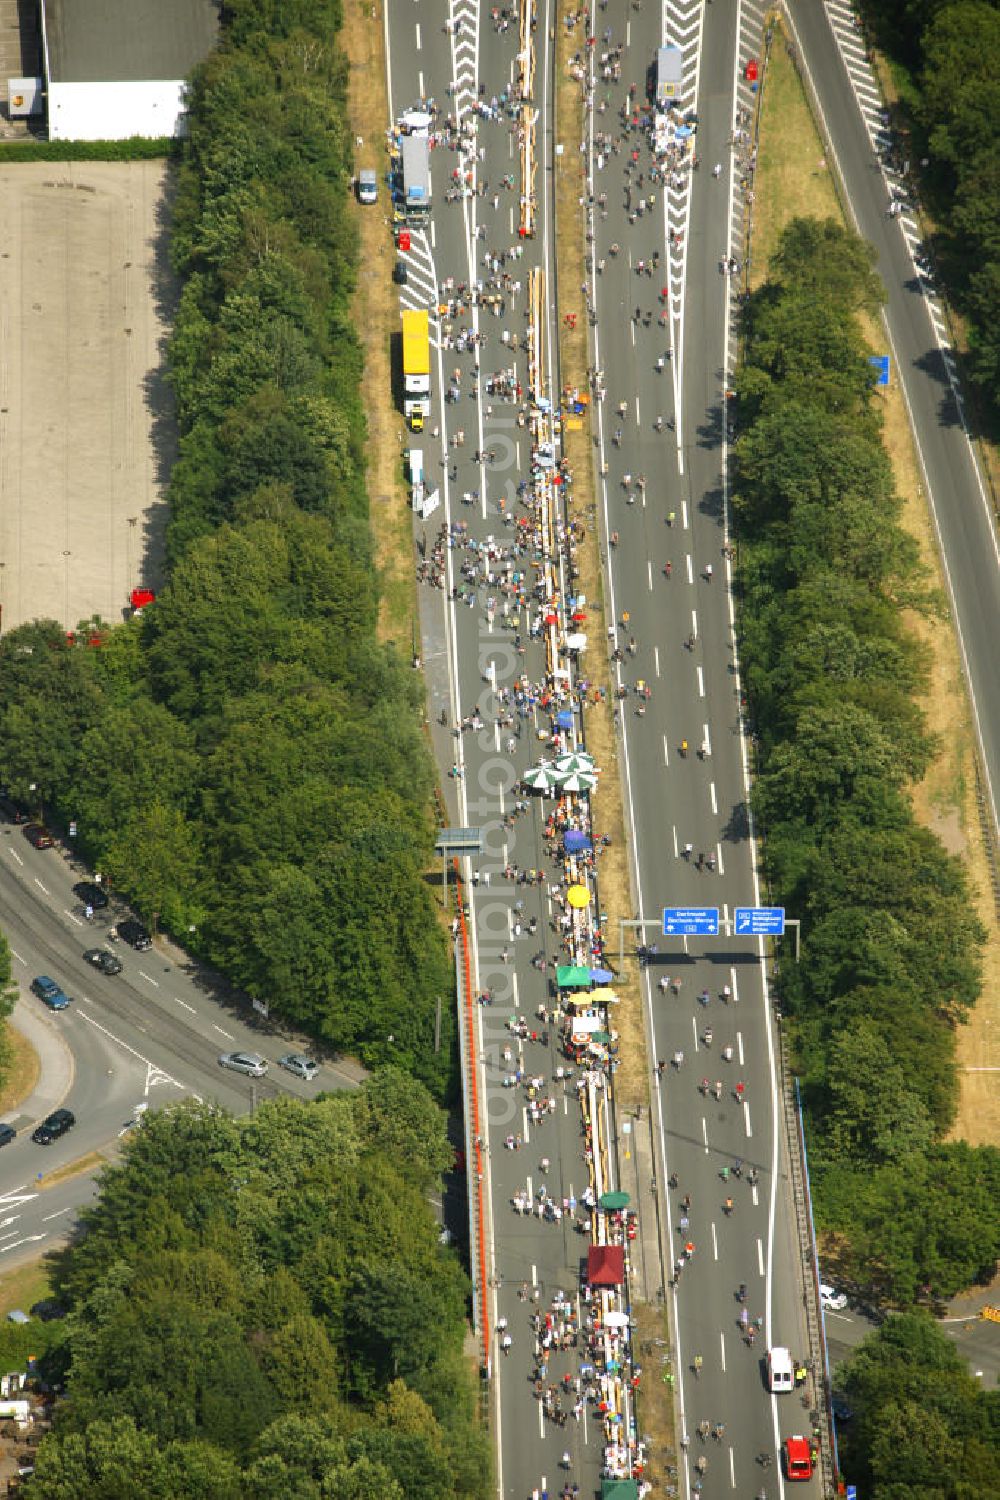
left=567, top=884, right=591, bottom=909
left=589, top=987, right=620, bottom=1004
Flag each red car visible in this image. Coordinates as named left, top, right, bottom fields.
left=784, top=1436, right=813, bottom=1481
left=23, top=825, right=54, bottom=849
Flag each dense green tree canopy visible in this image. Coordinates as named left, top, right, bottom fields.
left=30, top=1085, right=487, bottom=1499
left=836, top=1313, right=1000, bottom=1498
left=735, top=217, right=987, bottom=1301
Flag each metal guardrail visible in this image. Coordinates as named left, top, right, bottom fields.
left=453, top=864, right=492, bottom=1383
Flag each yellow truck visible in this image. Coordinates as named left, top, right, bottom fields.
left=402, top=308, right=430, bottom=432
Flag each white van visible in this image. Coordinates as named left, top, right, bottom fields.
left=767, top=1345, right=794, bottom=1393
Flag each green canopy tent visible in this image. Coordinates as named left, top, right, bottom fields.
left=599, top=1190, right=631, bottom=1211
left=556, top=965, right=593, bottom=988
left=601, top=1480, right=639, bottom=1499
left=522, top=765, right=560, bottom=792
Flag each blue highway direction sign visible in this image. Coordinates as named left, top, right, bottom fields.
left=662, top=907, right=719, bottom=937
left=869, top=354, right=890, bottom=386
left=735, top=906, right=785, bottom=936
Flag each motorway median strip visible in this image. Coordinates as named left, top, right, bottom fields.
left=37, top=1150, right=107, bottom=1189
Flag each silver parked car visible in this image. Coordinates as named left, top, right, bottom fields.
left=218, top=1051, right=268, bottom=1078
left=277, top=1053, right=318, bottom=1082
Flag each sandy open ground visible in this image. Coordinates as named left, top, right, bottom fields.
left=0, top=159, right=175, bottom=633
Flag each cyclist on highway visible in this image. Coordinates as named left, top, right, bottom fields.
left=664, top=560, right=672, bottom=577
left=723, top=1197, right=734, bottom=1215
left=738, top=1282, right=747, bottom=1303
left=667, top=509, right=676, bottom=526
left=692, top=1354, right=703, bottom=1378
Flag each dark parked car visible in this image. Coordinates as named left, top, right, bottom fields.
left=32, top=1109, right=75, bottom=1145
left=23, top=825, right=54, bottom=849
left=116, top=919, right=151, bottom=951
left=0, top=1124, right=16, bottom=1148
left=30, top=976, right=71, bottom=1011
left=83, top=948, right=123, bottom=976
left=74, top=882, right=109, bottom=911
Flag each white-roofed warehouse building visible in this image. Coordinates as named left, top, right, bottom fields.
left=41, top=0, right=220, bottom=141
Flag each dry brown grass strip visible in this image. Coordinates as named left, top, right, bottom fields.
left=341, top=0, right=416, bottom=652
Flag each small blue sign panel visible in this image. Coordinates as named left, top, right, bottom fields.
left=735, top=906, right=786, bottom=936
left=869, top=354, right=890, bottom=386
left=846, top=1488, right=857, bottom=1500
left=662, top=907, right=720, bottom=937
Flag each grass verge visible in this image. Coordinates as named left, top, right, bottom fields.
left=752, top=28, right=1000, bottom=1145
left=0, top=1262, right=51, bottom=1321
left=0, top=1025, right=41, bottom=1115
left=341, top=0, right=416, bottom=653
left=39, top=1150, right=106, bottom=1189
left=0, top=1261, right=64, bottom=1378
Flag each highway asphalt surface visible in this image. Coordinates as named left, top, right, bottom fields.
left=587, top=2, right=820, bottom=1496
left=786, top=0, right=1000, bottom=834
left=386, top=0, right=822, bottom=1495
left=387, top=2, right=622, bottom=1496
left=0, top=813, right=359, bottom=1267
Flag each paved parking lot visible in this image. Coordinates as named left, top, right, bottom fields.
left=0, top=160, right=175, bottom=632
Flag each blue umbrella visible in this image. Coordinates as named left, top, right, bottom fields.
left=590, top=966, right=614, bottom=984
left=555, top=710, right=574, bottom=730
left=564, top=830, right=593, bottom=853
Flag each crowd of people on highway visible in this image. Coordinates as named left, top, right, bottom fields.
left=401, top=2, right=680, bottom=1492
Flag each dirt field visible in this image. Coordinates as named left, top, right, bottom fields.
left=0, top=160, right=175, bottom=633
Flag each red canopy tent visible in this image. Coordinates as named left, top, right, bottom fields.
left=587, top=1245, right=625, bottom=1287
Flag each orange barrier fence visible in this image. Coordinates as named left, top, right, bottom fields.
left=454, top=859, right=491, bottom=1375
